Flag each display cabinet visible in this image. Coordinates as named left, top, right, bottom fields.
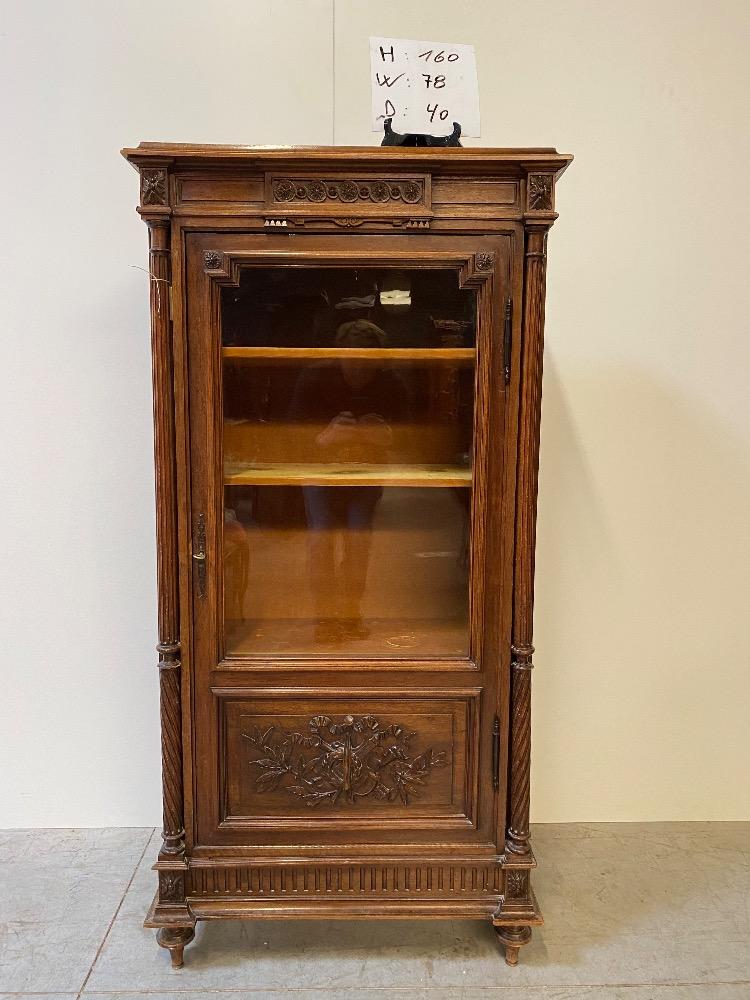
left=122, top=142, right=572, bottom=967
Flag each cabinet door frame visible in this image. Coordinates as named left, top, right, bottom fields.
left=180, top=230, right=518, bottom=853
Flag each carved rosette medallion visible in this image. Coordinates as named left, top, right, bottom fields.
left=527, top=174, right=554, bottom=211
left=273, top=178, right=424, bottom=206
left=475, top=252, right=495, bottom=272
left=203, top=250, right=222, bottom=270
left=505, top=869, right=529, bottom=899
left=141, top=168, right=168, bottom=206
left=243, top=714, right=447, bottom=807
left=158, top=871, right=185, bottom=903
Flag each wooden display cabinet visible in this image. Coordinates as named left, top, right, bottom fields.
left=122, top=142, right=572, bottom=967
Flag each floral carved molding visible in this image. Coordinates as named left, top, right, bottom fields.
left=140, top=168, right=168, bottom=207
left=272, top=177, right=424, bottom=206
left=243, top=713, right=448, bottom=807
left=158, top=871, right=185, bottom=903
left=505, top=869, right=529, bottom=899
left=527, top=173, right=554, bottom=212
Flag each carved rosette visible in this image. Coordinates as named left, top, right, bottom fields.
left=475, top=252, right=495, bottom=272
left=527, top=173, right=554, bottom=212
left=504, top=868, right=529, bottom=901
left=141, top=168, right=168, bottom=207
left=203, top=250, right=222, bottom=270
left=158, top=870, right=186, bottom=904
left=273, top=178, right=424, bottom=206
left=243, top=714, right=447, bottom=807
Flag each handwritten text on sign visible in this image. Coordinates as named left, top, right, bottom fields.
left=369, top=37, right=480, bottom=138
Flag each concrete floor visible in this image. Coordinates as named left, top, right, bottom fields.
left=0, top=824, right=748, bottom=1000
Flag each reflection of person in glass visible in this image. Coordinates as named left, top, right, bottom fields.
left=289, top=320, right=412, bottom=645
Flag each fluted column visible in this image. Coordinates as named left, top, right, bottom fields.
left=147, top=216, right=184, bottom=858
left=506, top=224, right=549, bottom=857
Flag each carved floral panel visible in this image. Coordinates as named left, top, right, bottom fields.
left=158, top=871, right=185, bottom=903
left=527, top=174, right=554, bottom=212
left=243, top=713, right=448, bottom=807
left=505, top=869, right=529, bottom=899
left=141, top=168, right=168, bottom=207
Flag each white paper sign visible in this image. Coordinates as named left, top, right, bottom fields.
left=369, top=37, right=480, bottom=138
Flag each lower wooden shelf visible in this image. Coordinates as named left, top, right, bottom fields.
left=224, top=462, right=472, bottom=488
left=224, top=615, right=469, bottom=658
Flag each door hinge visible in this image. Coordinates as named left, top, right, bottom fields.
left=503, top=297, right=512, bottom=385
left=192, top=513, right=207, bottom=599
left=492, top=716, right=500, bottom=790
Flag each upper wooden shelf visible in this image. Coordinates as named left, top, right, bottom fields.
left=223, top=347, right=475, bottom=363
left=225, top=462, right=472, bottom=488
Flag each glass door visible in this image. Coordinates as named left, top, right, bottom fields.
left=221, top=265, right=476, bottom=659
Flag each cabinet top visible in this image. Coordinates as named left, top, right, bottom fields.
left=121, top=142, right=572, bottom=178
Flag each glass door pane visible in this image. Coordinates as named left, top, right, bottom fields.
left=221, top=266, right=476, bottom=658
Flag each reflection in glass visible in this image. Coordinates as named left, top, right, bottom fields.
left=221, top=267, right=476, bottom=658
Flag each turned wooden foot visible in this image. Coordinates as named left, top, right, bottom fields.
left=156, top=926, right=195, bottom=968
left=494, top=924, right=532, bottom=966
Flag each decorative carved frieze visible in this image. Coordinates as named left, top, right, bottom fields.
left=261, top=216, right=429, bottom=230
left=141, top=169, right=168, bottom=207
left=272, top=177, right=424, bottom=206
left=243, top=713, right=447, bottom=807
left=527, top=174, right=554, bottom=212
left=189, top=863, right=502, bottom=897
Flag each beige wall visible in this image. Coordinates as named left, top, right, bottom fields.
left=1, top=0, right=748, bottom=825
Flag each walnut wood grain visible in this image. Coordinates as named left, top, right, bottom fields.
left=147, top=217, right=186, bottom=862
left=507, top=225, right=550, bottom=858
left=122, top=143, right=573, bottom=177
left=222, top=346, right=475, bottom=362
left=156, top=925, right=195, bottom=968
left=494, top=924, right=532, bottom=966
left=125, top=143, right=571, bottom=967
left=189, top=861, right=502, bottom=897
left=223, top=462, right=471, bottom=488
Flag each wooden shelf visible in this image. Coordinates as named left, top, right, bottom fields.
left=225, top=617, right=469, bottom=658
left=224, top=462, right=472, bottom=488
left=223, top=346, right=475, bottom=363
